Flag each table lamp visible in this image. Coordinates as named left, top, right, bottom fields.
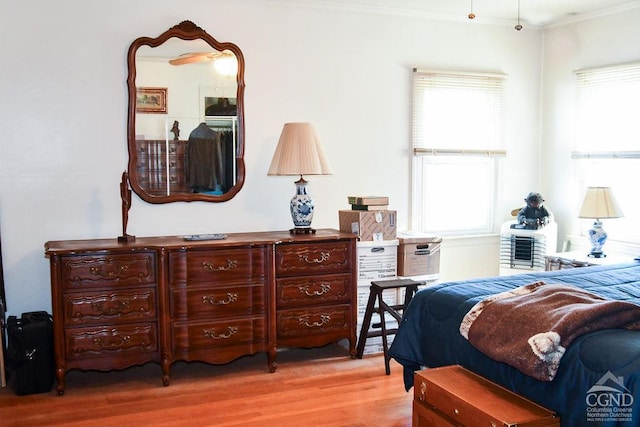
left=268, top=122, right=333, bottom=234
left=578, top=187, right=624, bottom=258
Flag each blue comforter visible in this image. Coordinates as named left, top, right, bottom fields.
left=389, top=262, right=640, bottom=427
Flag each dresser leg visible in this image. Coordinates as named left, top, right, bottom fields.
left=161, top=357, right=171, bottom=386
left=55, top=366, right=65, bottom=395
left=268, top=349, right=277, bottom=373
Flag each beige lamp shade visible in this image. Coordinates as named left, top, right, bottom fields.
left=578, top=187, right=624, bottom=219
left=268, top=122, right=333, bottom=176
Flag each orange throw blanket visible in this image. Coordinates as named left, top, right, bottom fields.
left=460, top=281, right=640, bottom=381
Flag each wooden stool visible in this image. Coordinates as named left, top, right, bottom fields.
left=356, top=278, right=424, bottom=374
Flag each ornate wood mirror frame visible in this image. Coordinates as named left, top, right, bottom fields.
left=126, top=20, right=245, bottom=203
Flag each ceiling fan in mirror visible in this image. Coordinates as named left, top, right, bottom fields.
left=169, top=50, right=238, bottom=76
left=168, top=50, right=233, bottom=65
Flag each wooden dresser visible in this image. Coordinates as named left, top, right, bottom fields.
left=135, top=139, right=191, bottom=196
left=45, top=230, right=357, bottom=394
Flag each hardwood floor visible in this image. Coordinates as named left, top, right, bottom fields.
left=0, top=345, right=413, bottom=426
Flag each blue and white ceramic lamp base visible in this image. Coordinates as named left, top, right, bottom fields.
left=289, top=177, right=316, bottom=234
left=587, top=220, right=608, bottom=258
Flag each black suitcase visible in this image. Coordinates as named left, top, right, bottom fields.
left=6, top=311, right=55, bottom=395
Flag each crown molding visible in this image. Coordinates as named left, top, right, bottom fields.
left=268, top=0, right=540, bottom=29
left=268, top=0, right=640, bottom=30
left=545, top=2, right=640, bottom=28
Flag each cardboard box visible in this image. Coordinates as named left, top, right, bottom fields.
left=357, top=240, right=398, bottom=281
left=339, top=210, right=397, bottom=241
left=397, top=233, right=441, bottom=277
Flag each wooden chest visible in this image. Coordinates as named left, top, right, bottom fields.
left=413, top=365, right=560, bottom=427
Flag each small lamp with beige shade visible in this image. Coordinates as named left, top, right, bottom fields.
left=268, top=122, right=333, bottom=234
left=578, top=187, right=624, bottom=258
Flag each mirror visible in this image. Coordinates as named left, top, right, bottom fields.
left=127, top=20, right=245, bottom=203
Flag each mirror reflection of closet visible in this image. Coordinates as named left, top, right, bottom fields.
left=127, top=21, right=245, bottom=203
left=0, top=229, right=6, bottom=389
left=0, top=229, right=5, bottom=312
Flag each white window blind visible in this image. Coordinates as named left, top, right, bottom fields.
left=573, top=62, right=640, bottom=158
left=412, top=69, right=506, bottom=155
left=573, top=62, right=640, bottom=242
left=411, top=69, right=506, bottom=235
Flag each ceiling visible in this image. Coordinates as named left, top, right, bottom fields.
left=300, top=0, right=640, bottom=27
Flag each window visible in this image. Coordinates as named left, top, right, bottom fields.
left=411, top=69, right=506, bottom=235
left=573, top=63, right=640, bottom=243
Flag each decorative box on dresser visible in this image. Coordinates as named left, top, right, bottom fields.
left=45, top=229, right=357, bottom=394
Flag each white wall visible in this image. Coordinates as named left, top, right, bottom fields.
left=440, top=235, right=501, bottom=281
left=1, top=0, right=544, bottom=316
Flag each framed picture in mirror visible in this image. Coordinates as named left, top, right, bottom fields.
left=136, top=87, right=167, bottom=113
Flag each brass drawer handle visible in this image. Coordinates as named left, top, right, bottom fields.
left=81, top=300, right=131, bottom=318
left=299, top=283, right=331, bottom=297
left=203, top=326, right=238, bottom=340
left=202, top=293, right=238, bottom=305
left=298, top=314, right=330, bottom=328
left=93, top=334, right=131, bottom=349
left=89, top=264, right=129, bottom=278
left=202, top=259, right=238, bottom=271
left=298, top=252, right=330, bottom=264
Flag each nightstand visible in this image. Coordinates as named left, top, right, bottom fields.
left=545, top=251, right=630, bottom=271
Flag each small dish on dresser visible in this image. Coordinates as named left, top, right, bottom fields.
left=183, top=234, right=227, bottom=241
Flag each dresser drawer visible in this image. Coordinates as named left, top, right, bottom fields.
left=169, top=248, right=266, bottom=284
left=276, top=241, right=352, bottom=277
left=168, top=140, right=186, bottom=155
left=276, top=273, right=351, bottom=308
left=170, top=283, right=265, bottom=318
left=414, top=366, right=559, bottom=427
left=64, top=288, right=157, bottom=325
left=276, top=304, right=350, bottom=338
left=60, top=252, right=156, bottom=289
left=172, top=317, right=266, bottom=350
left=65, top=322, right=158, bottom=360
left=168, top=169, right=188, bottom=187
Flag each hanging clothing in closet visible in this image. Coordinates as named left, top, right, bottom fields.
left=186, top=123, right=224, bottom=193
left=219, top=130, right=234, bottom=191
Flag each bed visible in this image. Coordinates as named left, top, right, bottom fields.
left=389, top=262, right=640, bottom=427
